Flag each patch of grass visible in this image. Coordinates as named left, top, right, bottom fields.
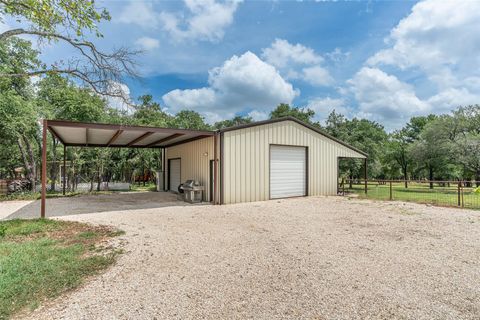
left=0, top=191, right=115, bottom=202
left=130, top=182, right=156, bottom=192
left=347, top=182, right=480, bottom=209
left=0, top=219, right=124, bottom=319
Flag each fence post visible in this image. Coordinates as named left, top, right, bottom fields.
left=342, top=178, right=345, bottom=196
left=389, top=180, right=393, bottom=200
left=364, top=158, right=368, bottom=195
left=457, top=181, right=461, bottom=207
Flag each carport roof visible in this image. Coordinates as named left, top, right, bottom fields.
left=46, top=119, right=214, bottom=148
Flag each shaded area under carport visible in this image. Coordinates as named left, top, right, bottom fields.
left=5, top=192, right=202, bottom=219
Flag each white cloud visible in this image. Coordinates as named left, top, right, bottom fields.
left=306, top=97, right=350, bottom=123
left=162, top=51, right=298, bottom=120
left=105, top=82, right=133, bottom=113
left=261, top=38, right=323, bottom=68
left=163, top=87, right=216, bottom=110
left=302, top=66, right=334, bottom=87
left=248, top=110, right=269, bottom=121
left=325, top=48, right=351, bottom=63
left=367, top=0, right=480, bottom=90
left=135, top=37, right=160, bottom=50
left=261, top=39, right=334, bottom=87
left=342, top=0, right=480, bottom=129
left=347, top=67, right=429, bottom=128
left=159, top=0, right=242, bottom=42
left=118, top=1, right=158, bottom=28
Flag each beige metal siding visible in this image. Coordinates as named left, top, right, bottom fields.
left=165, top=136, right=214, bottom=201
left=222, top=120, right=365, bottom=204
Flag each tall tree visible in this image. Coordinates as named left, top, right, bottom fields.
left=170, top=110, right=210, bottom=130
left=0, top=37, right=40, bottom=190
left=384, top=129, right=412, bottom=187
left=409, top=117, right=453, bottom=188
left=0, top=0, right=138, bottom=101
left=270, top=103, right=315, bottom=124
left=214, top=115, right=253, bottom=129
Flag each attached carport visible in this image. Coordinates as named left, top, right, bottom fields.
left=40, top=119, right=216, bottom=218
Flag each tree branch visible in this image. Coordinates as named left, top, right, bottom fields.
left=0, top=28, right=141, bottom=104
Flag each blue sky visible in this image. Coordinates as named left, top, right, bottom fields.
left=4, top=0, right=480, bottom=130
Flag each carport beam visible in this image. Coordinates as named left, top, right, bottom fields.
left=63, top=144, right=66, bottom=195
left=41, top=119, right=47, bottom=218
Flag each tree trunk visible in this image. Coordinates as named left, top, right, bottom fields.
left=403, top=165, right=408, bottom=189
left=17, top=137, right=31, bottom=183
left=476, top=170, right=480, bottom=187
left=23, top=135, right=37, bottom=192
left=50, top=139, right=58, bottom=192
left=429, top=167, right=434, bottom=189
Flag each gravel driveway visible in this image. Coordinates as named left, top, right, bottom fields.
left=20, top=196, right=480, bottom=320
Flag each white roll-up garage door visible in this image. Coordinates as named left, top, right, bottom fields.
left=270, top=145, right=307, bottom=199
left=169, top=159, right=181, bottom=192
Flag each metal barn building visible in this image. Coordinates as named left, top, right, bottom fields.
left=164, top=117, right=367, bottom=204
left=40, top=116, right=367, bottom=216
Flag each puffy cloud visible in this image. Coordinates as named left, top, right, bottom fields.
left=162, top=51, right=298, bottom=120
left=105, top=82, right=134, bottom=113
left=247, top=110, right=269, bottom=121
left=347, top=67, right=429, bottom=128
left=135, top=37, right=160, bottom=50
left=261, top=39, right=333, bottom=87
left=306, top=97, right=350, bottom=123
left=367, top=0, right=480, bottom=88
left=261, top=38, right=323, bottom=68
left=160, top=0, right=242, bottom=42
left=162, top=88, right=216, bottom=110
left=302, top=66, right=334, bottom=87
left=118, top=1, right=158, bottom=28
left=359, top=0, right=480, bottom=128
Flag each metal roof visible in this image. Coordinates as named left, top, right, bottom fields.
left=219, top=116, right=368, bottom=157
left=46, top=120, right=215, bottom=148
left=46, top=117, right=367, bottom=157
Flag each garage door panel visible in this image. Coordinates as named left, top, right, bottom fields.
left=270, top=145, right=306, bottom=199
left=169, top=159, right=181, bottom=192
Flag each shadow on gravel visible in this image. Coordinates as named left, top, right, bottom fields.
left=5, top=192, right=206, bottom=219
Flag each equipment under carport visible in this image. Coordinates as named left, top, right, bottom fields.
left=180, top=180, right=204, bottom=203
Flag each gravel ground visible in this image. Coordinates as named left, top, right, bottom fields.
left=4, top=191, right=188, bottom=219
left=18, top=196, right=480, bottom=320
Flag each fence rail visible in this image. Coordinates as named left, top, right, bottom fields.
left=339, top=179, right=480, bottom=209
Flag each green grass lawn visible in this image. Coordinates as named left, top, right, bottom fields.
left=130, top=182, right=157, bottom=192
left=346, top=182, right=480, bottom=209
left=0, top=219, right=124, bottom=319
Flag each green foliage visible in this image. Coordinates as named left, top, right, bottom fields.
left=214, top=115, right=253, bottom=129
left=169, top=110, right=211, bottom=130
left=270, top=103, right=316, bottom=124
left=1, top=0, right=110, bottom=38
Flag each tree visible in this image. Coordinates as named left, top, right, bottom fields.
left=404, top=115, right=437, bottom=143
left=132, top=95, right=171, bottom=127
left=384, top=129, right=412, bottom=187
left=214, top=115, right=252, bottom=129
left=0, top=0, right=139, bottom=101
left=409, top=117, right=453, bottom=188
left=270, top=103, right=315, bottom=124
left=324, top=111, right=387, bottom=182
left=169, top=110, right=210, bottom=130
left=0, top=37, right=40, bottom=190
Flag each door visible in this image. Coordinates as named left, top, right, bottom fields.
left=168, top=158, right=181, bottom=192
left=209, top=160, right=214, bottom=202
left=270, top=145, right=307, bottom=199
